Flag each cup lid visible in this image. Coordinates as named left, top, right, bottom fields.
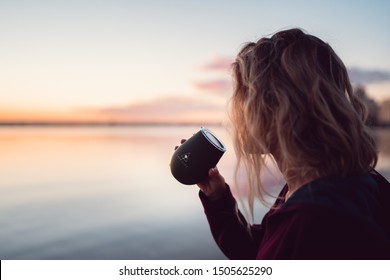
left=201, top=127, right=226, bottom=152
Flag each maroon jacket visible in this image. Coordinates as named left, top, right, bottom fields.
left=200, top=171, right=390, bottom=259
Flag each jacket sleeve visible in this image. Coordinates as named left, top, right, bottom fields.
left=199, top=184, right=263, bottom=259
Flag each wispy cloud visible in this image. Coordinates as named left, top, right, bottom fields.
left=194, top=79, right=232, bottom=95
left=348, top=67, right=390, bottom=84
left=201, top=56, right=234, bottom=71
left=194, top=56, right=234, bottom=96
left=90, top=96, right=226, bottom=124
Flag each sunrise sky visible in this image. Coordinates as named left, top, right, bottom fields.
left=1, top=0, right=390, bottom=124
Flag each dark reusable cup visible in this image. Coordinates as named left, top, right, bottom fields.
left=170, top=127, right=227, bottom=185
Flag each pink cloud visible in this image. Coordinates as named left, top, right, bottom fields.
left=89, top=96, right=226, bottom=124
left=194, top=79, right=232, bottom=95
left=201, top=56, right=234, bottom=71
left=194, top=56, right=234, bottom=96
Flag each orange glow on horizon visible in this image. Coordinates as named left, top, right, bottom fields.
left=0, top=105, right=225, bottom=125
left=0, top=106, right=102, bottom=123
left=0, top=95, right=227, bottom=124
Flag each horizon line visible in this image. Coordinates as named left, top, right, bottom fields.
left=0, top=121, right=224, bottom=127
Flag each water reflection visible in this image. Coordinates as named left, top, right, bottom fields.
left=0, top=126, right=389, bottom=259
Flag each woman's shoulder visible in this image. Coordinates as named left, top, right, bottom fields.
left=263, top=174, right=384, bottom=237
left=267, top=172, right=390, bottom=238
left=283, top=173, right=381, bottom=215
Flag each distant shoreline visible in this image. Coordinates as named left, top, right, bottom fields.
left=0, top=121, right=224, bottom=127
left=0, top=122, right=388, bottom=129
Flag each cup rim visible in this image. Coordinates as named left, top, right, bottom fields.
left=201, top=127, right=227, bottom=152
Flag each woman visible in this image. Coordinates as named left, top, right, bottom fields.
left=186, top=28, right=390, bottom=259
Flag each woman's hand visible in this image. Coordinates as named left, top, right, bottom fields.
left=197, top=167, right=226, bottom=201
left=174, top=139, right=226, bottom=200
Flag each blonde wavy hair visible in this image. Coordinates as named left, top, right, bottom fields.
left=229, top=28, right=377, bottom=216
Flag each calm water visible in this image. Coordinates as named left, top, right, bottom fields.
left=1, top=125, right=389, bottom=260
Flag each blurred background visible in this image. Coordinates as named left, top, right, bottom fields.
left=0, top=0, right=389, bottom=259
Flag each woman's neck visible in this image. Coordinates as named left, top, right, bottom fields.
left=284, top=177, right=314, bottom=200
left=272, top=152, right=317, bottom=200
